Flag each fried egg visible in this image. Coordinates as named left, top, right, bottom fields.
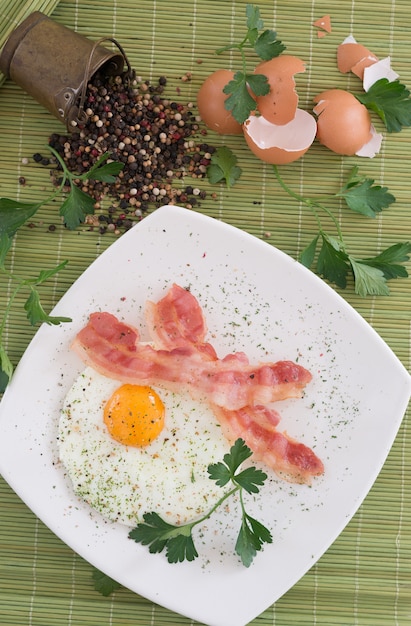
left=58, top=367, right=231, bottom=526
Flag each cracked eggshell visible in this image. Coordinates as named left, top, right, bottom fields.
left=337, top=36, right=379, bottom=79
left=196, top=69, right=243, bottom=135
left=313, top=89, right=373, bottom=156
left=243, top=109, right=317, bottom=165
left=363, top=56, right=399, bottom=91
left=355, top=125, right=383, bottom=158
left=253, top=55, right=306, bottom=125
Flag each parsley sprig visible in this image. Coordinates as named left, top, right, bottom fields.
left=129, top=438, right=272, bottom=567
left=273, top=165, right=411, bottom=296
left=206, top=146, right=242, bottom=188
left=0, top=149, right=124, bottom=391
left=216, top=4, right=286, bottom=124
left=356, top=78, right=411, bottom=133
left=92, top=568, right=122, bottom=597
left=0, top=239, right=71, bottom=392
left=0, top=148, right=124, bottom=232
left=48, top=147, right=124, bottom=229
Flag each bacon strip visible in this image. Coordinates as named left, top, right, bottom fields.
left=212, top=404, right=324, bottom=483
left=146, top=283, right=217, bottom=360
left=72, top=312, right=311, bottom=410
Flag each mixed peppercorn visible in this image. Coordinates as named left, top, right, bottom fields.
left=36, top=70, right=216, bottom=234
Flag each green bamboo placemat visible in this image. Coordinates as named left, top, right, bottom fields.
left=0, top=0, right=61, bottom=86
left=0, top=0, right=410, bottom=624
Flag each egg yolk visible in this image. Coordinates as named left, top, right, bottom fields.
left=103, top=384, right=165, bottom=447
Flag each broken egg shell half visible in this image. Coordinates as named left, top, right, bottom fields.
left=243, top=109, right=317, bottom=165
left=313, top=89, right=373, bottom=156
left=253, top=55, right=306, bottom=126
left=196, top=69, right=243, bottom=135
left=337, top=37, right=379, bottom=79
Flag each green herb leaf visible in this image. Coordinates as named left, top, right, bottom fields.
left=24, top=290, right=72, bottom=326
left=235, top=512, right=273, bottom=567
left=23, top=260, right=70, bottom=286
left=129, top=512, right=198, bottom=563
left=163, top=533, right=199, bottom=563
left=246, top=4, right=264, bottom=33
left=337, top=167, right=395, bottom=217
left=349, top=259, right=389, bottom=297
left=207, top=460, right=232, bottom=487
left=234, top=466, right=267, bottom=494
left=316, top=235, right=350, bottom=289
left=0, top=232, right=13, bottom=268
left=246, top=73, right=270, bottom=97
left=0, top=345, right=13, bottom=393
left=223, top=72, right=260, bottom=124
left=85, top=153, right=124, bottom=183
left=0, top=198, right=41, bottom=237
left=356, top=78, right=411, bottom=132
left=300, top=235, right=319, bottom=269
left=223, top=437, right=253, bottom=474
left=254, top=30, right=286, bottom=60
left=59, top=184, right=95, bottom=229
left=207, top=146, right=242, bottom=188
left=92, top=568, right=122, bottom=597
left=360, top=242, right=411, bottom=280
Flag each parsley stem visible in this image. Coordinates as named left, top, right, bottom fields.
left=189, top=485, right=239, bottom=529
left=0, top=281, right=20, bottom=340
left=272, top=165, right=345, bottom=246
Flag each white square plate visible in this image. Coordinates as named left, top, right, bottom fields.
left=0, top=205, right=410, bottom=626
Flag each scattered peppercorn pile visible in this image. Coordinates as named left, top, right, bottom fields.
left=40, top=70, right=216, bottom=234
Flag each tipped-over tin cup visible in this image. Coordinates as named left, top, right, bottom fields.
left=0, top=11, right=129, bottom=129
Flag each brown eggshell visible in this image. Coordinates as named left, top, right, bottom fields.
left=196, top=69, right=244, bottom=135
left=243, top=109, right=317, bottom=165
left=313, top=89, right=372, bottom=155
left=337, top=41, right=378, bottom=79
left=253, top=55, right=306, bottom=125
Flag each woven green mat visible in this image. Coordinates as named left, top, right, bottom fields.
left=0, top=0, right=410, bottom=624
left=0, top=0, right=61, bottom=86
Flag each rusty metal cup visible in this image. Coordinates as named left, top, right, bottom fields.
left=0, top=11, right=128, bottom=129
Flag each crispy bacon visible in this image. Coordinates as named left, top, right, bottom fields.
left=212, top=404, right=324, bottom=483
left=72, top=312, right=311, bottom=410
left=72, top=284, right=323, bottom=482
left=146, top=283, right=217, bottom=360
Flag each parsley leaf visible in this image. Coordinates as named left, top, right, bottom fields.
left=356, top=78, right=411, bottom=133
left=337, top=166, right=395, bottom=218
left=254, top=30, right=286, bottom=60
left=316, top=235, right=350, bottom=289
left=24, top=289, right=72, bottom=326
left=349, top=259, right=389, bottom=297
left=236, top=511, right=273, bottom=567
left=234, top=466, right=267, bottom=493
left=360, top=242, right=411, bottom=280
left=216, top=4, right=285, bottom=123
left=245, top=4, right=264, bottom=33
left=0, top=233, right=12, bottom=268
left=92, top=568, right=122, bottom=597
left=0, top=345, right=13, bottom=391
left=0, top=233, right=71, bottom=391
left=300, top=235, right=319, bottom=269
left=223, top=72, right=266, bottom=124
left=207, top=146, right=242, bottom=187
left=129, top=439, right=271, bottom=567
left=84, top=152, right=124, bottom=183
left=0, top=198, right=42, bottom=238
left=273, top=166, right=410, bottom=297
left=59, top=183, right=95, bottom=230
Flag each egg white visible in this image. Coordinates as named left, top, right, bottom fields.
left=58, top=367, right=231, bottom=526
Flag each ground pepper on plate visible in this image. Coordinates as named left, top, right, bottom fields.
left=39, top=70, right=215, bottom=234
